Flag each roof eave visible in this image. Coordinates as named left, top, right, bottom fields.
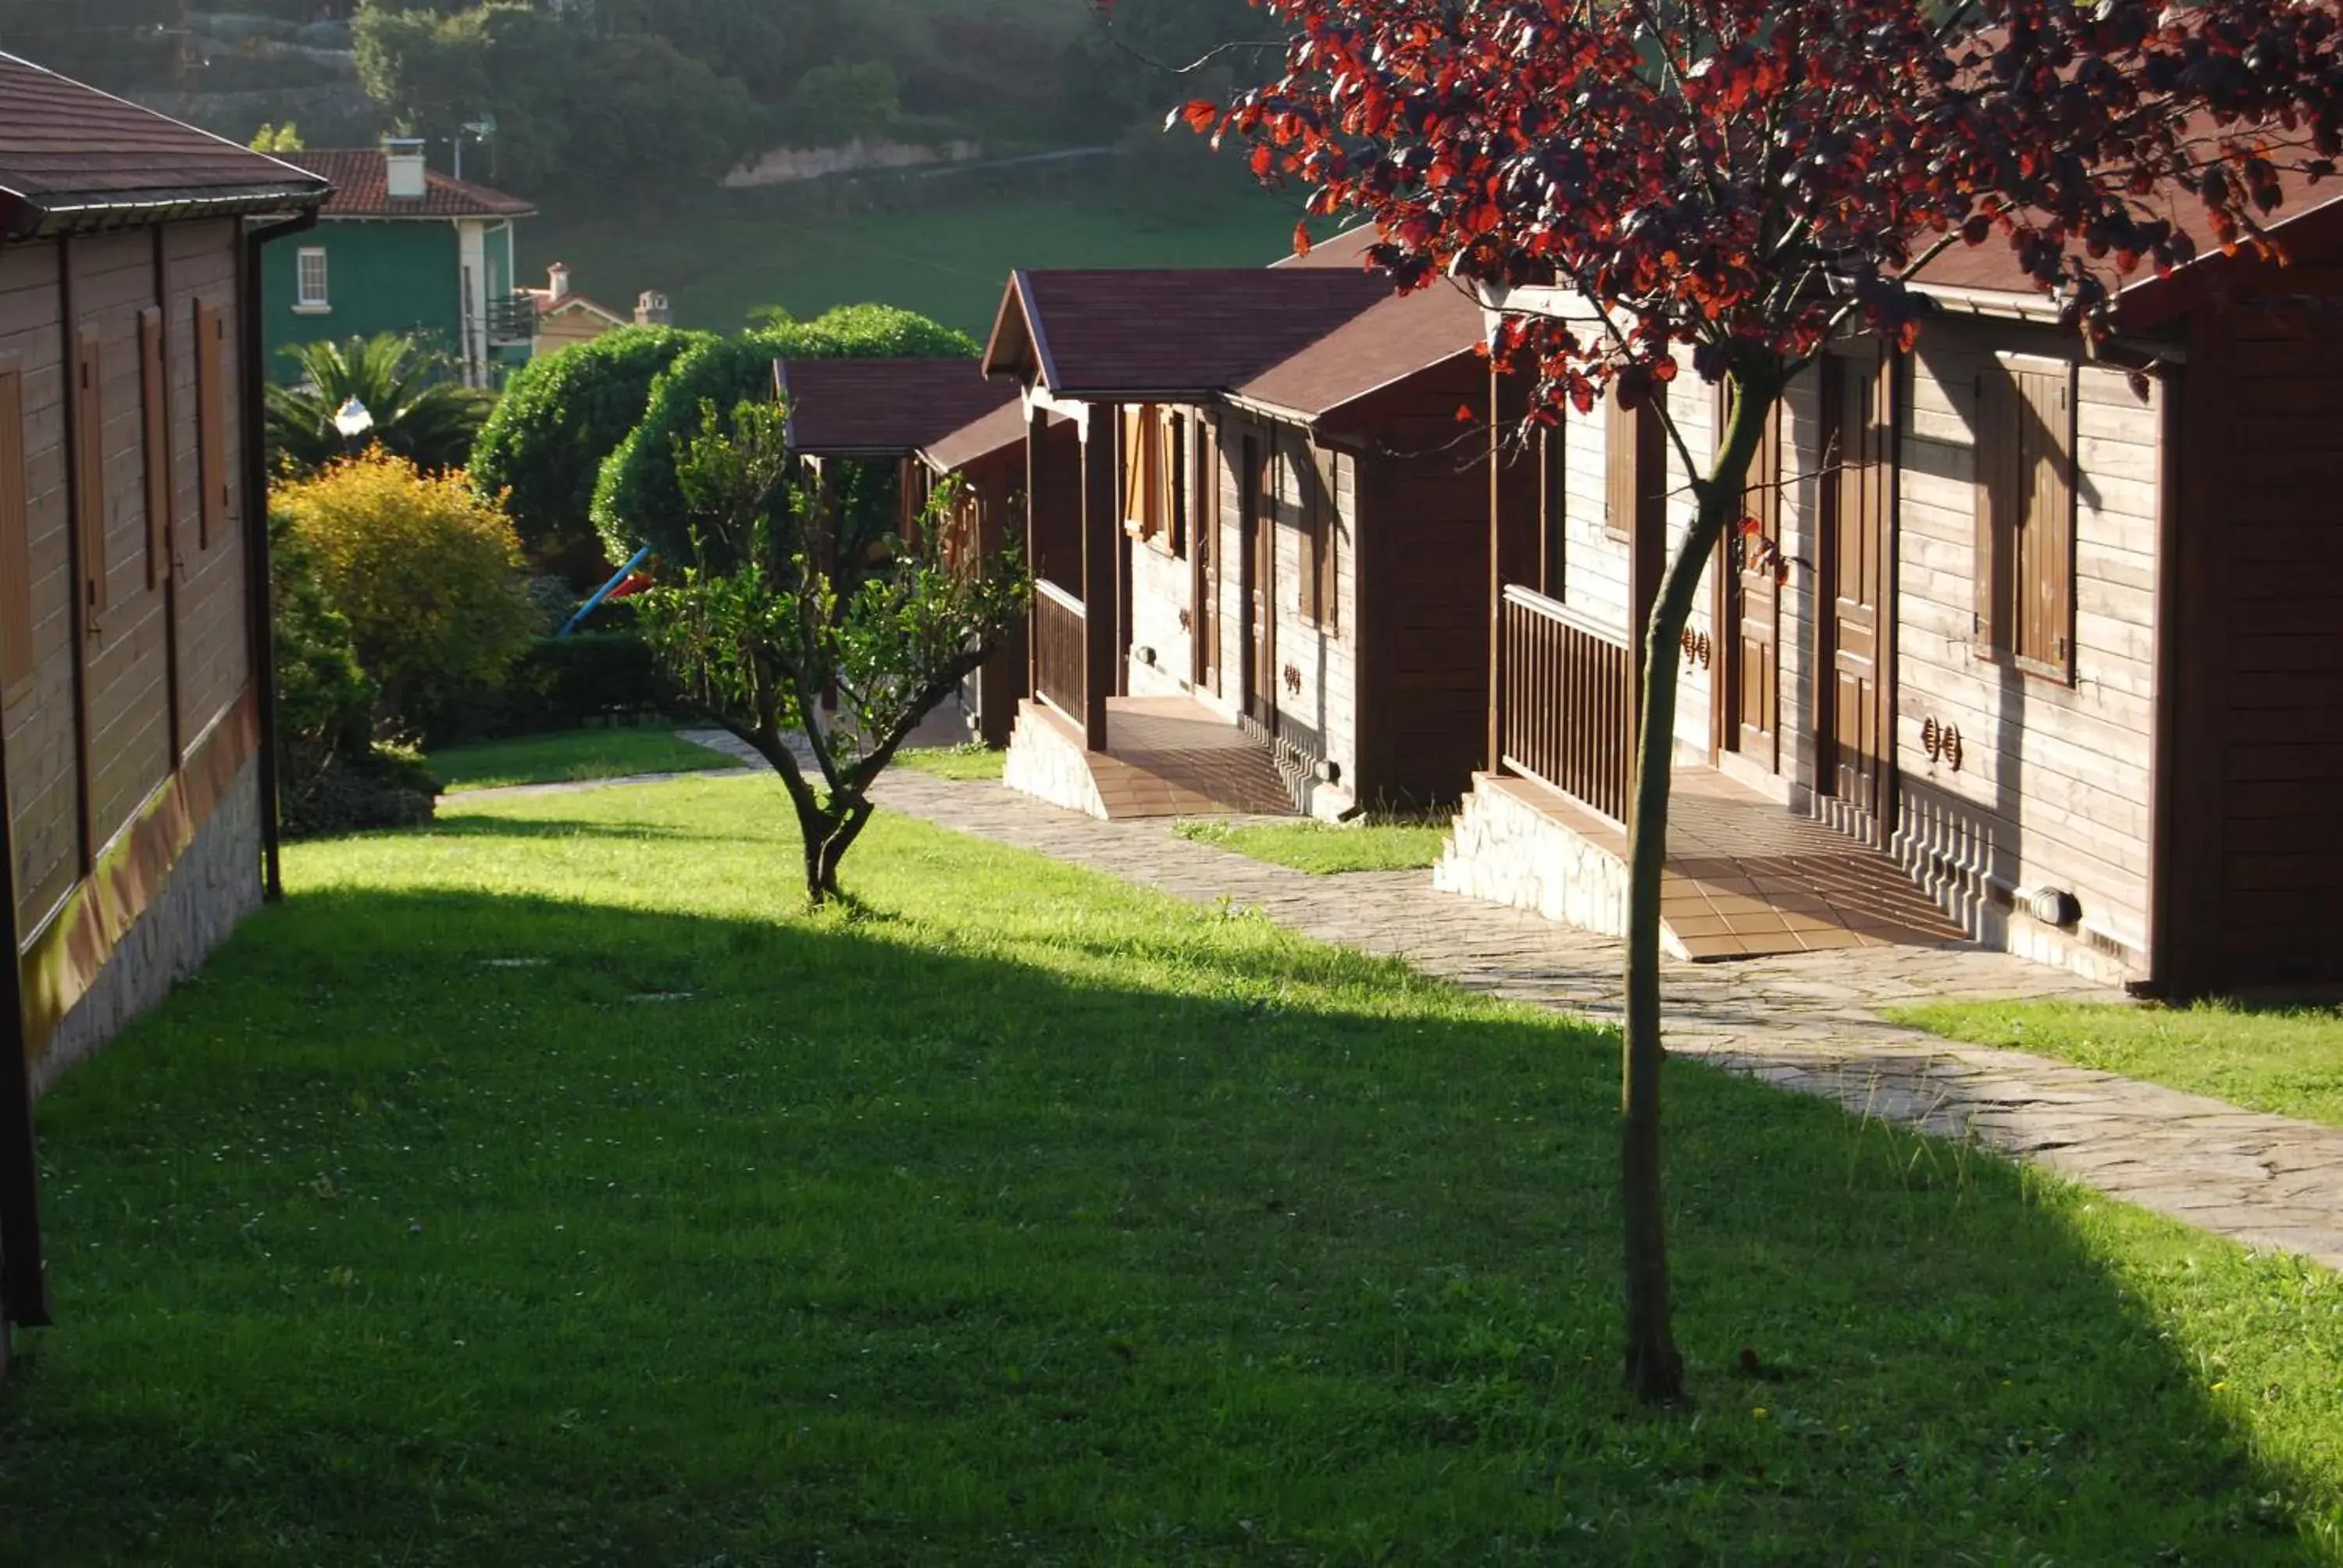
left=0, top=182, right=328, bottom=238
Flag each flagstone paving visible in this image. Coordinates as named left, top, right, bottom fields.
left=647, top=733, right=2343, bottom=1270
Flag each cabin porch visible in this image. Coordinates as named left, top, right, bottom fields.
left=1437, top=765, right=1967, bottom=960
left=1004, top=694, right=1296, bottom=821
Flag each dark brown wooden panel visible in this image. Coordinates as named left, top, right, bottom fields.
left=194, top=298, right=224, bottom=551
left=0, top=362, right=27, bottom=689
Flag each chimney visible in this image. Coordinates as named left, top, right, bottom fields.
left=547, top=262, right=571, bottom=301
left=634, top=289, right=672, bottom=327
left=383, top=137, right=427, bottom=201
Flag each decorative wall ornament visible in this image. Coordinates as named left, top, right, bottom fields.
left=1921, top=716, right=1965, bottom=772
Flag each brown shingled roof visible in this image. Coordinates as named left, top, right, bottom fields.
left=1234, top=281, right=1485, bottom=422
left=0, top=52, right=326, bottom=231
left=920, top=397, right=1044, bottom=474
left=983, top=268, right=1395, bottom=397
left=277, top=150, right=536, bottom=221
left=777, top=358, right=1015, bottom=459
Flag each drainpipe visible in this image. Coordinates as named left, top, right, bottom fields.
left=244, top=207, right=320, bottom=903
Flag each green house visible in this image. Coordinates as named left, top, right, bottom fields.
left=265, top=141, right=538, bottom=387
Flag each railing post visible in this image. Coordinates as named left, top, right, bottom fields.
left=1487, top=366, right=1508, bottom=775
left=1079, top=402, right=1114, bottom=752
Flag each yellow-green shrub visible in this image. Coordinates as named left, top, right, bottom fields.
left=277, top=449, right=538, bottom=726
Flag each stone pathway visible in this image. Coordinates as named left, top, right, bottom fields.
left=655, top=733, right=2343, bottom=1270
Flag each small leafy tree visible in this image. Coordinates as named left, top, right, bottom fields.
left=469, top=324, right=715, bottom=569
left=638, top=399, right=1029, bottom=903
left=1200, top=0, right=2343, bottom=1402
left=267, top=334, right=494, bottom=477
left=269, top=508, right=438, bottom=837
left=277, top=449, right=540, bottom=730
left=590, top=304, right=979, bottom=565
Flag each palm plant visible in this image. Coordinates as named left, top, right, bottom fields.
left=266, top=334, right=497, bottom=476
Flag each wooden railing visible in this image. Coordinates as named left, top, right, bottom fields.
left=1500, top=583, right=1634, bottom=824
left=1032, top=579, right=1086, bottom=725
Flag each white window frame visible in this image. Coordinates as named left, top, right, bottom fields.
left=294, top=247, right=330, bottom=314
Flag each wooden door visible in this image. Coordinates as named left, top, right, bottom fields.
left=1720, top=392, right=1783, bottom=770
left=1193, top=419, right=1221, bottom=695
left=1818, top=344, right=1895, bottom=825
left=1243, top=433, right=1278, bottom=729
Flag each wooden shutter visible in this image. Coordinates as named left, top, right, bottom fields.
left=0, top=362, right=29, bottom=688
left=73, top=327, right=105, bottom=624
left=1604, top=389, right=1638, bottom=541
left=2013, top=365, right=2074, bottom=675
left=1973, top=359, right=2074, bottom=674
left=194, top=299, right=226, bottom=551
left=1122, top=404, right=1151, bottom=537
left=1301, top=440, right=1338, bottom=629
left=1164, top=411, right=1186, bottom=558
left=140, top=308, right=169, bottom=592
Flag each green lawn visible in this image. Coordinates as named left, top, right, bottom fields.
left=5, top=776, right=2341, bottom=1563
left=522, top=180, right=1301, bottom=338
left=895, top=741, right=1007, bottom=782
left=1176, top=816, right=1452, bottom=874
left=1891, top=998, right=2343, bottom=1128
left=426, top=728, right=741, bottom=793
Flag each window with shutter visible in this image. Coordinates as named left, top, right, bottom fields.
left=195, top=299, right=226, bottom=551
left=74, top=328, right=105, bottom=625
left=1294, top=437, right=1338, bottom=629
left=140, top=308, right=169, bottom=593
left=0, top=361, right=29, bottom=689
left=1973, top=356, right=2076, bottom=679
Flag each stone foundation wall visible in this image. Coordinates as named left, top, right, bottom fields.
left=33, top=757, right=264, bottom=1095
left=1002, top=703, right=1107, bottom=821
left=1434, top=775, right=1632, bottom=939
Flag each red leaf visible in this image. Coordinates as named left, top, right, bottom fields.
left=1293, top=222, right=1315, bottom=258
left=1179, top=100, right=1219, bottom=133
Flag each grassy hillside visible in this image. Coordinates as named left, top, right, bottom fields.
left=519, top=166, right=1307, bottom=337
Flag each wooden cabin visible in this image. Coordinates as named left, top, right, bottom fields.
left=0, top=55, right=330, bottom=1349
left=913, top=397, right=1052, bottom=745
left=977, top=258, right=1496, bottom=819
left=1442, top=191, right=2343, bottom=995
left=774, top=355, right=1022, bottom=743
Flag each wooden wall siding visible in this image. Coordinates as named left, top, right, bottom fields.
left=5, top=223, right=250, bottom=942
left=1, top=240, right=80, bottom=932
left=72, top=232, right=174, bottom=859
left=1539, top=360, right=1723, bottom=761
left=1264, top=426, right=1359, bottom=785
left=1893, top=323, right=2162, bottom=962
left=1360, top=426, right=1491, bottom=804
left=1656, top=371, right=1721, bottom=758
left=1122, top=401, right=1207, bottom=702
left=2195, top=304, right=2343, bottom=982
left=164, top=223, right=248, bottom=774
left=1125, top=523, right=1194, bottom=698
left=1770, top=369, right=1827, bottom=796
left=0, top=365, right=30, bottom=689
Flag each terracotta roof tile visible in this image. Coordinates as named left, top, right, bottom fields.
left=985, top=268, right=1395, bottom=397
left=278, top=149, right=535, bottom=220
left=0, top=52, right=326, bottom=225
left=777, top=358, right=1015, bottom=458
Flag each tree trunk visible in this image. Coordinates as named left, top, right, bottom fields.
left=1619, top=372, right=1774, bottom=1403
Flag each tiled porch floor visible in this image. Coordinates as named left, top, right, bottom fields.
left=1492, top=768, right=1968, bottom=960
left=1041, top=697, right=1296, bottom=820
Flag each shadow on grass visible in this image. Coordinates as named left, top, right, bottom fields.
left=2, top=886, right=2331, bottom=1566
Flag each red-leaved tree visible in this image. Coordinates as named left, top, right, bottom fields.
left=1192, top=0, right=2343, bottom=1402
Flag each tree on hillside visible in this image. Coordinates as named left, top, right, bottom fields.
left=354, top=2, right=764, bottom=192
left=591, top=305, right=979, bottom=568
left=470, top=325, right=715, bottom=576
left=1199, top=0, right=2343, bottom=1402
left=638, top=398, right=1028, bottom=903
left=266, top=334, right=494, bottom=477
